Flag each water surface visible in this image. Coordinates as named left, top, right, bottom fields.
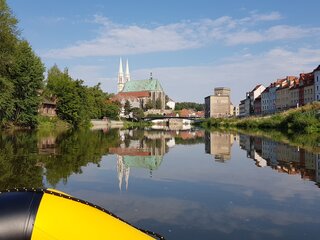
left=1, top=129, right=320, bottom=239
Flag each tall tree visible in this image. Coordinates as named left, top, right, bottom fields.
left=0, top=0, right=19, bottom=78
left=124, top=100, right=131, bottom=116
left=0, top=77, right=14, bottom=125
left=155, top=97, right=162, bottom=109
left=0, top=0, right=19, bottom=127
left=9, top=40, right=45, bottom=127
left=145, top=99, right=154, bottom=110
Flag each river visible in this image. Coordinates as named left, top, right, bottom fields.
left=0, top=129, right=320, bottom=239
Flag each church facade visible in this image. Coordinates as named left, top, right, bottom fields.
left=112, top=58, right=166, bottom=112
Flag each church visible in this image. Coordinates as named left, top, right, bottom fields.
left=112, top=58, right=166, bottom=114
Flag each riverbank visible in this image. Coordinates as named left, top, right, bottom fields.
left=123, top=121, right=152, bottom=129
left=201, top=102, right=320, bottom=134
left=37, top=116, right=71, bottom=133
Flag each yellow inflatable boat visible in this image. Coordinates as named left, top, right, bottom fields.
left=0, top=188, right=164, bottom=240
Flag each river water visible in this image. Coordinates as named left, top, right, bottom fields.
left=1, top=129, right=320, bottom=239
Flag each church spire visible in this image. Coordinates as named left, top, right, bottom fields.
left=125, top=59, right=130, bottom=82
left=117, top=57, right=124, bottom=92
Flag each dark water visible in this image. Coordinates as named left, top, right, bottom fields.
left=1, top=129, right=320, bottom=239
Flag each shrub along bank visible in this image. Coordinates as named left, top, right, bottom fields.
left=202, top=102, right=320, bottom=134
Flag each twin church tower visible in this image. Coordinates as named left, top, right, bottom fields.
left=114, top=57, right=167, bottom=111
left=117, top=58, right=131, bottom=93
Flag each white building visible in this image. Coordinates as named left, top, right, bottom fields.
left=314, top=65, right=320, bottom=101
left=261, top=82, right=280, bottom=115
left=166, top=99, right=175, bottom=110
left=233, top=105, right=239, bottom=116
left=249, top=85, right=266, bottom=115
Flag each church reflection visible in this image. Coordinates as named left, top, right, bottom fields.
left=239, top=134, right=320, bottom=186
left=110, top=129, right=205, bottom=190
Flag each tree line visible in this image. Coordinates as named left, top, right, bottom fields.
left=45, top=65, right=120, bottom=128
left=175, top=102, right=204, bottom=111
left=0, top=0, right=119, bottom=129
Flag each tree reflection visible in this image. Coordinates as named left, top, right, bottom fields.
left=0, top=129, right=120, bottom=189
left=0, top=131, right=43, bottom=189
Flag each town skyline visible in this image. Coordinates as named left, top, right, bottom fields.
left=8, top=0, right=320, bottom=104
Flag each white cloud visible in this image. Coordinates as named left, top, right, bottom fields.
left=66, top=48, right=320, bottom=104
left=250, top=11, right=282, bottom=21
left=65, top=47, right=320, bottom=105
left=225, top=25, right=319, bottom=45
left=130, top=48, right=320, bottom=104
left=43, top=11, right=320, bottom=59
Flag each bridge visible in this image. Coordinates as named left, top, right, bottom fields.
left=142, top=116, right=203, bottom=122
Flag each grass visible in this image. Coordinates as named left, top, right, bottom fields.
left=37, top=116, right=71, bottom=134
left=201, top=102, right=320, bottom=134
left=122, top=120, right=152, bottom=129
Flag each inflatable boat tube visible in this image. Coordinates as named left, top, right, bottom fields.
left=0, top=188, right=164, bottom=240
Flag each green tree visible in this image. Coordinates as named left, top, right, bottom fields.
left=131, top=107, right=144, bottom=120
left=155, top=97, right=162, bottom=109
left=0, top=77, right=14, bottom=125
left=46, top=65, right=119, bottom=127
left=145, top=99, right=154, bottom=110
left=86, top=83, right=106, bottom=119
left=9, top=40, right=45, bottom=128
left=0, top=0, right=19, bottom=78
left=46, top=66, right=89, bottom=128
left=124, top=100, right=131, bottom=115
left=103, top=101, right=120, bottom=119
left=175, top=102, right=204, bottom=111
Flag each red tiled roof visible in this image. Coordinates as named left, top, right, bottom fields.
left=111, top=91, right=150, bottom=101
left=179, top=109, right=194, bottom=117
left=109, top=147, right=151, bottom=156
left=195, top=111, right=205, bottom=117
left=299, top=72, right=314, bottom=87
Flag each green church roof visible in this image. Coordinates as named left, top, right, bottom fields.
left=122, top=79, right=164, bottom=92
left=123, top=155, right=163, bottom=170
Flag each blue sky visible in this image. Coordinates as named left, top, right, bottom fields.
left=7, top=0, right=320, bottom=104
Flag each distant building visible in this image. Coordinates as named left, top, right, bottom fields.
left=301, top=73, right=315, bottom=105
left=205, top=132, right=234, bottom=162
left=315, top=65, right=320, bottom=101
left=289, top=80, right=301, bottom=108
left=204, top=87, right=232, bottom=118
left=233, top=105, right=239, bottom=116
left=276, top=76, right=298, bottom=112
left=254, top=96, right=261, bottom=115
left=261, top=81, right=281, bottom=115
left=39, top=98, right=57, bottom=117
left=239, top=99, right=245, bottom=117
left=166, top=98, right=175, bottom=110
left=248, top=84, right=265, bottom=115
left=112, top=58, right=166, bottom=115
left=244, top=97, right=250, bottom=116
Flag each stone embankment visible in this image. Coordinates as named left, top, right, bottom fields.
left=90, top=119, right=124, bottom=129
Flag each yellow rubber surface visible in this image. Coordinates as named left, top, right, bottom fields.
left=31, top=192, right=155, bottom=240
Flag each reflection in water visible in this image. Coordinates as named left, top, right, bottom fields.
left=0, top=129, right=205, bottom=190
left=238, top=134, right=320, bottom=186
left=110, top=129, right=204, bottom=190
left=205, top=132, right=238, bottom=162
left=0, top=129, right=120, bottom=189
left=2, top=128, right=320, bottom=239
